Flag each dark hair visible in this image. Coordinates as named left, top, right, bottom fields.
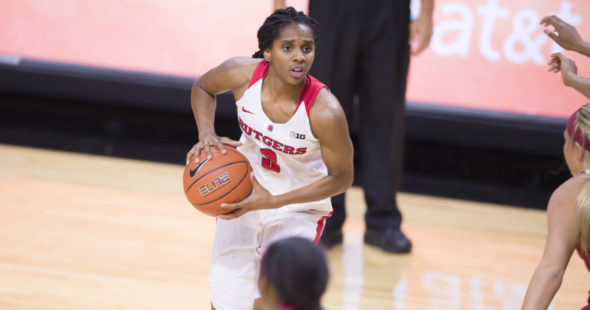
left=260, top=237, right=329, bottom=310
left=252, top=7, right=320, bottom=58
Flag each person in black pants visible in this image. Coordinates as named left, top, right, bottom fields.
left=274, top=0, right=434, bottom=253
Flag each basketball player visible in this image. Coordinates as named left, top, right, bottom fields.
left=542, top=15, right=590, bottom=99
left=257, top=237, right=328, bottom=310
left=521, top=103, right=590, bottom=310
left=275, top=0, right=434, bottom=253
left=185, top=7, right=354, bottom=310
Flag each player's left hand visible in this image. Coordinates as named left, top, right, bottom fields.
left=218, top=173, right=279, bottom=219
left=548, top=52, right=578, bottom=86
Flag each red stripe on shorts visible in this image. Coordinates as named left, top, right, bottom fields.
left=314, top=212, right=332, bottom=243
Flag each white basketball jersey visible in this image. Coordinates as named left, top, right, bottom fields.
left=235, top=60, right=331, bottom=214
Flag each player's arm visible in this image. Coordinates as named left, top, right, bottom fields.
left=564, top=74, right=590, bottom=100
left=410, top=0, right=434, bottom=55
left=292, top=88, right=355, bottom=199
left=521, top=177, right=581, bottom=310
left=272, top=0, right=286, bottom=11
left=219, top=89, right=354, bottom=219
left=541, top=15, right=590, bottom=57
left=548, top=52, right=590, bottom=99
left=187, top=57, right=257, bottom=164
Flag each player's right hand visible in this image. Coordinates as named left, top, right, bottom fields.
left=540, top=15, right=583, bottom=52
left=219, top=172, right=278, bottom=219
left=186, top=135, right=242, bottom=164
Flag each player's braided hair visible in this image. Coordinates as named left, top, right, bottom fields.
left=260, top=237, right=328, bottom=310
left=252, top=6, right=320, bottom=58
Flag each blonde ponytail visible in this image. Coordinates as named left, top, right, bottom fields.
left=577, top=176, right=590, bottom=256
left=574, top=103, right=590, bottom=256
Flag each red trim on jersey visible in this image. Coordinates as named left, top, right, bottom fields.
left=247, top=60, right=269, bottom=89
left=297, top=75, right=327, bottom=117
left=280, top=303, right=310, bottom=310
left=314, top=212, right=332, bottom=244
left=247, top=60, right=327, bottom=116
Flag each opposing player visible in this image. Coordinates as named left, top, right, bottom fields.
left=185, top=7, right=354, bottom=310
left=522, top=103, right=590, bottom=310
left=257, top=237, right=329, bottom=310
left=541, top=15, right=590, bottom=99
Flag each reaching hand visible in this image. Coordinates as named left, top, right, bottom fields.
left=540, top=15, right=584, bottom=52
left=547, top=52, right=578, bottom=87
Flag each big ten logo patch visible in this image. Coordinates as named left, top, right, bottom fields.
left=290, top=131, right=306, bottom=140
left=199, top=172, right=231, bottom=196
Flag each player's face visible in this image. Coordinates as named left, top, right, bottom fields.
left=264, top=23, right=315, bottom=85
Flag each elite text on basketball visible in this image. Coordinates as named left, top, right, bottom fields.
left=199, top=172, right=231, bottom=196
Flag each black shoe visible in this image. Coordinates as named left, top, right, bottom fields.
left=319, top=227, right=343, bottom=248
left=364, top=228, right=412, bottom=253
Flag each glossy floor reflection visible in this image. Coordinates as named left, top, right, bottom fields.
left=0, top=144, right=587, bottom=310
left=323, top=188, right=588, bottom=309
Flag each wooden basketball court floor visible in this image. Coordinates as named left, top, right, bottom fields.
left=1, top=143, right=588, bottom=310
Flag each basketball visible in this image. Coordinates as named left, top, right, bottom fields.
left=183, top=146, right=253, bottom=217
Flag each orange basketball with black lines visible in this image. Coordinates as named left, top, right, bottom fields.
left=183, top=146, right=253, bottom=217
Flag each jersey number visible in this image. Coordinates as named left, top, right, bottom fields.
left=260, top=149, right=280, bottom=173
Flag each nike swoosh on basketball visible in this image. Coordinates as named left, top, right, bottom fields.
left=241, top=106, right=255, bottom=114
left=189, top=158, right=209, bottom=178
